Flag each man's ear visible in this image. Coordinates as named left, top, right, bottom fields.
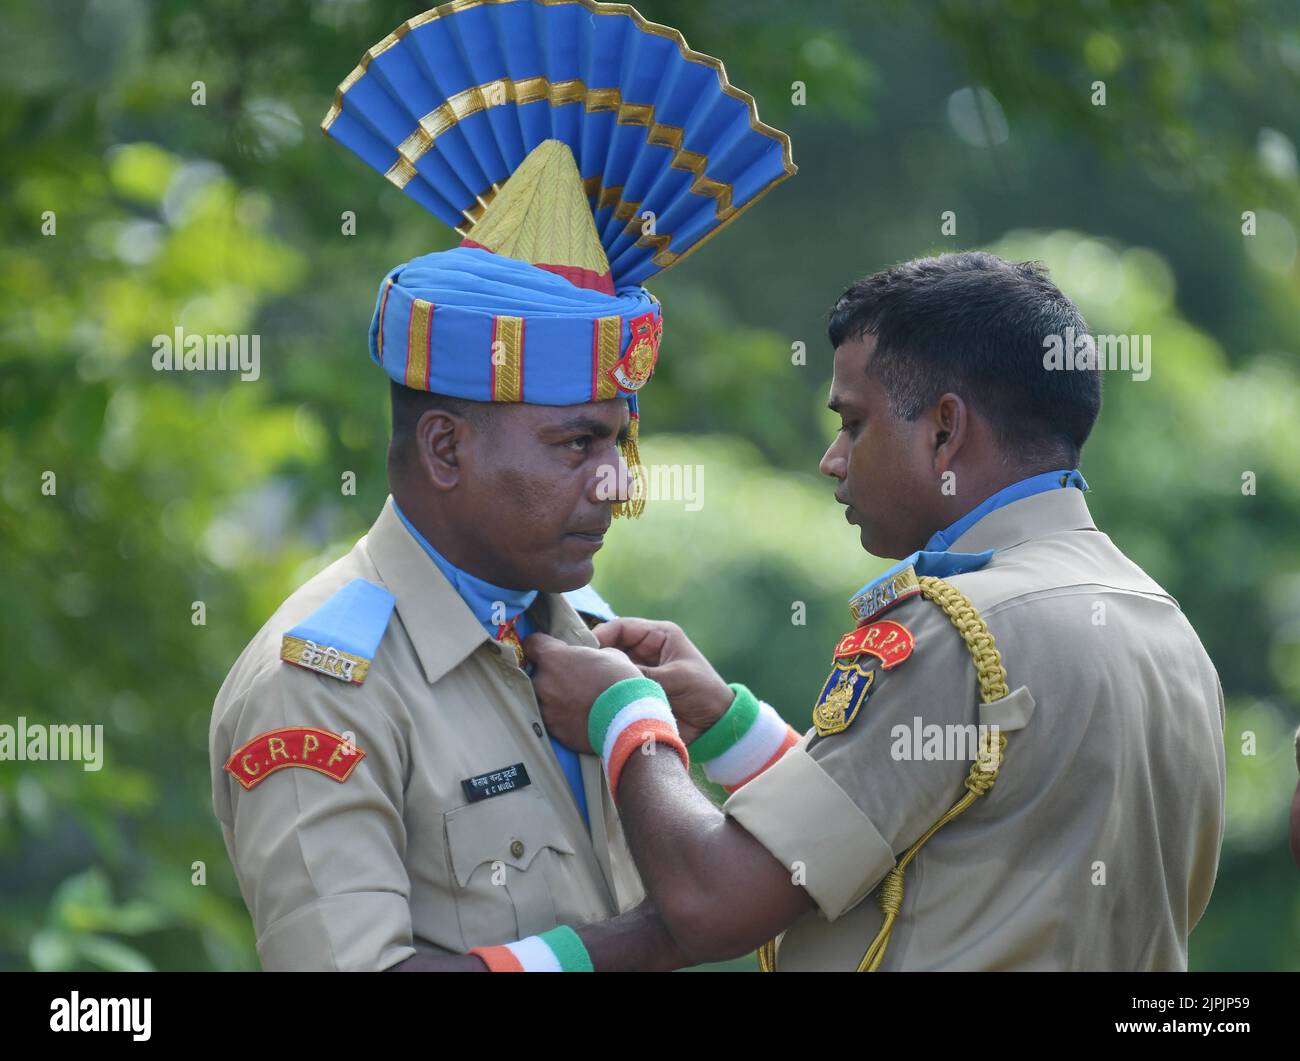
left=415, top=409, right=469, bottom=491
left=931, top=392, right=968, bottom=475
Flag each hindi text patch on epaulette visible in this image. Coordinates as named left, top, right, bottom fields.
left=850, top=566, right=921, bottom=624
left=279, top=578, right=396, bottom=686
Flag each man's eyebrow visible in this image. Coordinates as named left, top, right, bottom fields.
left=541, top=415, right=622, bottom=439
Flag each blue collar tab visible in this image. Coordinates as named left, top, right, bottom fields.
left=392, top=499, right=537, bottom=633
left=924, top=468, right=1087, bottom=553
left=846, top=468, right=1086, bottom=622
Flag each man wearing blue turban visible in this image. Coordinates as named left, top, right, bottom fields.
left=208, top=0, right=794, bottom=972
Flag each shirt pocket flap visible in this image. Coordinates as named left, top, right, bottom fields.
left=445, top=791, right=577, bottom=888
left=978, top=684, right=1036, bottom=733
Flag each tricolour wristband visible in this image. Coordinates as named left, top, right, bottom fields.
left=588, top=676, right=689, bottom=799
left=689, top=683, right=800, bottom=792
left=468, top=924, right=594, bottom=972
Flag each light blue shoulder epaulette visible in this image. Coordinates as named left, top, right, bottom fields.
left=848, top=549, right=994, bottom=624
left=280, top=578, right=396, bottom=685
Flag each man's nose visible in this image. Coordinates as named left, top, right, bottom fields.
left=820, top=434, right=848, bottom=480
left=592, top=447, right=634, bottom=503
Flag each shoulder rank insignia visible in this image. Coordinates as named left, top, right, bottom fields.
left=280, top=578, right=396, bottom=685
left=848, top=548, right=996, bottom=624
left=849, top=565, right=921, bottom=624
left=834, top=619, right=915, bottom=670
left=812, top=661, right=875, bottom=736
left=224, top=726, right=365, bottom=791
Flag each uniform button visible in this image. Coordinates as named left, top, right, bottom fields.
left=510, top=839, right=525, bottom=859
left=532, top=722, right=544, bottom=738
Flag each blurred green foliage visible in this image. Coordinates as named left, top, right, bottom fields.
left=0, top=0, right=1297, bottom=971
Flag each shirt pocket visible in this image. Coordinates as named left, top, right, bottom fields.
left=444, top=789, right=577, bottom=948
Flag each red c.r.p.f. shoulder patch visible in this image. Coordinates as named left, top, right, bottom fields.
left=224, top=726, right=365, bottom=791
left=833, top=619, right=915, bottom=670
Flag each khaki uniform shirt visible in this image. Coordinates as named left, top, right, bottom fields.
left=210, top=497, right=644, bottom=970
left=726, top=488, right=1225, bottom=970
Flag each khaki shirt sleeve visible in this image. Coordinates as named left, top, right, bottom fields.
left=216, top=662, right=414, bottom=971
left=724, top=595, right=979, bottom=921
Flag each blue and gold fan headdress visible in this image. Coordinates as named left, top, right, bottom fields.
left=322, top=0, right=796, bottom=515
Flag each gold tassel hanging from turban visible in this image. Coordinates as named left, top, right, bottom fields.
left=613, top=414, right=646, bottom=519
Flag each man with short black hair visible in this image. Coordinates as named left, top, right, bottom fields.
left=827, top=251, right=1099, bottom=468
left=522, top=251, right=1227, bottom=972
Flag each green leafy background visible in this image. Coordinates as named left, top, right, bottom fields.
left=1, top=0, right=1297, bottom=971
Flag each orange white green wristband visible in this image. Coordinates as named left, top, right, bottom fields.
left=587, top=676, right=689, bottom=799
left=688, top=683, right=800, bottom=793
left=468, top=925, right=593, bottom=972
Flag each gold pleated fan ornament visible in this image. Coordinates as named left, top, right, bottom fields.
left=323, top=0, right=797, bottom=524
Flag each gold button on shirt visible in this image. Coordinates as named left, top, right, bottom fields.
left=726, top=488, right=1226, bottom=971
left=209, top=497, right=644, bottom=971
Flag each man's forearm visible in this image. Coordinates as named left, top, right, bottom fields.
left=577, top=898, right=693, bottom=971
left=615, top=748, right=813, bottom=963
